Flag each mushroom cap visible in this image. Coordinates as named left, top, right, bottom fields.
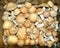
left=43, top=11, right=50, bottom=18
left=36, top=8, right=44, bottom=15
left=50, top=10, right=57, bottom=17
left=47, top=1, right=54, bottom=7
left=17, top=27, right=27, bottom=40
left=16, top=15, right=26, bottom=24
left=29, top=6, right=36, bottom=13
left=6, top=2, right=17, bottom=11
left=7, top=35, right=18, bottom=45
left=30, top=40, right=35, bottom=45
left=3, top=11, right=11, bottom=15
left=3, top=21, right=14, bottom=29
left=25, top=2, right=32, bottom=8
left=39, top=3, right=49, bottom=7
left=20, top=6, right=28, bottom=13
left=23, top=20, right=31, bottom=28
left=17, top=39, right=24, bottom=46
left=13, top=8, right=20, bottom=15
left=25, top=38, right=30, bottom=45
left=38, top=35, right=45, bottom=46
left=29, top=13, right=38, bottom=22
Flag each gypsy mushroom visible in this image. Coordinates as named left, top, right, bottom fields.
left=6, top=2, right=17, bottom=11
left=7, top=35, right=18, bottom=45
left=3, top=21, right=14, bottom=29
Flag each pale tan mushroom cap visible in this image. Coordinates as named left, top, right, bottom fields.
left=6, top=2, right=17, bottom=11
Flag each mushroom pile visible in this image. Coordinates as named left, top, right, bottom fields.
left=2, top=1, right=58, bottom=47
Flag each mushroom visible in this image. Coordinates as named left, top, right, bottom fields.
left=6, top=2, right=17, bottom=11
left=36, top=8, right=44, bottom=15
left=3, top=21, right=14, bottom=29
left=38, top=35, right=45, bottom=46
left=17, top=27, right=27, bottom=40
left=3, top=11, right=11, bottom=15
left=29, top=6, right=36, bottom=13
left=13, top=8, right=20, bottom=15
left=16, top=15, right=26, bottom=24
left=52, top=31, right=57, bottom=37
left=25, top=2, right=32, bottom=8
left=9, top=26, right=18, bottom=35
left=47, top=1, right=54, bottom=7
left=29, top=13, right=38, bottom=22
left=53, top=5, right=58, bottom=11
left=50, top=10, right=57, bottom=17
left=23, top=20, right=31, bottom=28
left=7, top=35, right=18, bottom=45
left=25, top=38, right=30, bottom=45
left=43, top=11, right=50, bottom=18
left=17, top=39, right=24, bottom=46
left=30, top=39, right=35, bottom=45
left=20, top=6, right=28, bottom=13
left=4, top=30, right=10, bottom=36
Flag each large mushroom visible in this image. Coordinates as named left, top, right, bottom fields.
left=3, top=21, right=14, bottom=29
left=7, top=35, right=18, bottom=45
left=6, top=2, right=17, bottom=11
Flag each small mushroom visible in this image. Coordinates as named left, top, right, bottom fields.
left=47, top=1, right=54, bottom=7
left=36, top=8, right=44, bottom=15
left=16, top=15, right=26, bottom=24
left=6, top=2, right=17, bottom=11
left=9, top=26, right=18, bottom=35
left=50, top=10, right=57, bottom=17
left=20, top=6, right=28, bottom=13
left=17, top=27, right=27, bottom=40
left=38, top=35, right=45, bottom=46
left=43, top=11, right=50, bottom=18
left=17, top=39, right=24, bottom=46
left=23, top=20, right=31, bottom=28
left=25, top=38, right=30, bottom=45
left=29, top=13, right=38, bottom=22
left=25, top=2, right=32, bottom=8
left=29, top=6, right=36, bottom=13
left=3, top=21, right=14, bottom=29
left=53, top=5, right=58, bottom=11
left=7, top=35, right=18, bottom=45
left=30, top=39, right=35, bottom=45
left=13, top=8, right=20, bottom=15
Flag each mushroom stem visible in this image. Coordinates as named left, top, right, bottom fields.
left=40, top=14, right=44, bottom=20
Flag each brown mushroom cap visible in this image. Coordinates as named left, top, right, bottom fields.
left=20, top=6, right=28, bottom=13
left=24, top=20, right=31, bottom=28
left=7, top=35, right=18, bottom=45
left=13, top=8, right=20, bottom=15
left=17, top=39, right=24, bottom=46
left=30, top=40, right=35, bottom=45
left=29, top=13, right=38, bottom=22
left=29, top=6, right=36, bottom=13
left=25, top=2, right=32, bottom=8
left=3, top=21, right=14, bottom=29
left=16, top=15, right=26, bottom=24
left=38, top=35, right=45, bottom=46
left=25, top=38, right=30, bottom=45
left=6, top=2, right=17, bottom=11
left=17, top=27, right=27, bottom=40
left=47, top=1, right=54, bottom=7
